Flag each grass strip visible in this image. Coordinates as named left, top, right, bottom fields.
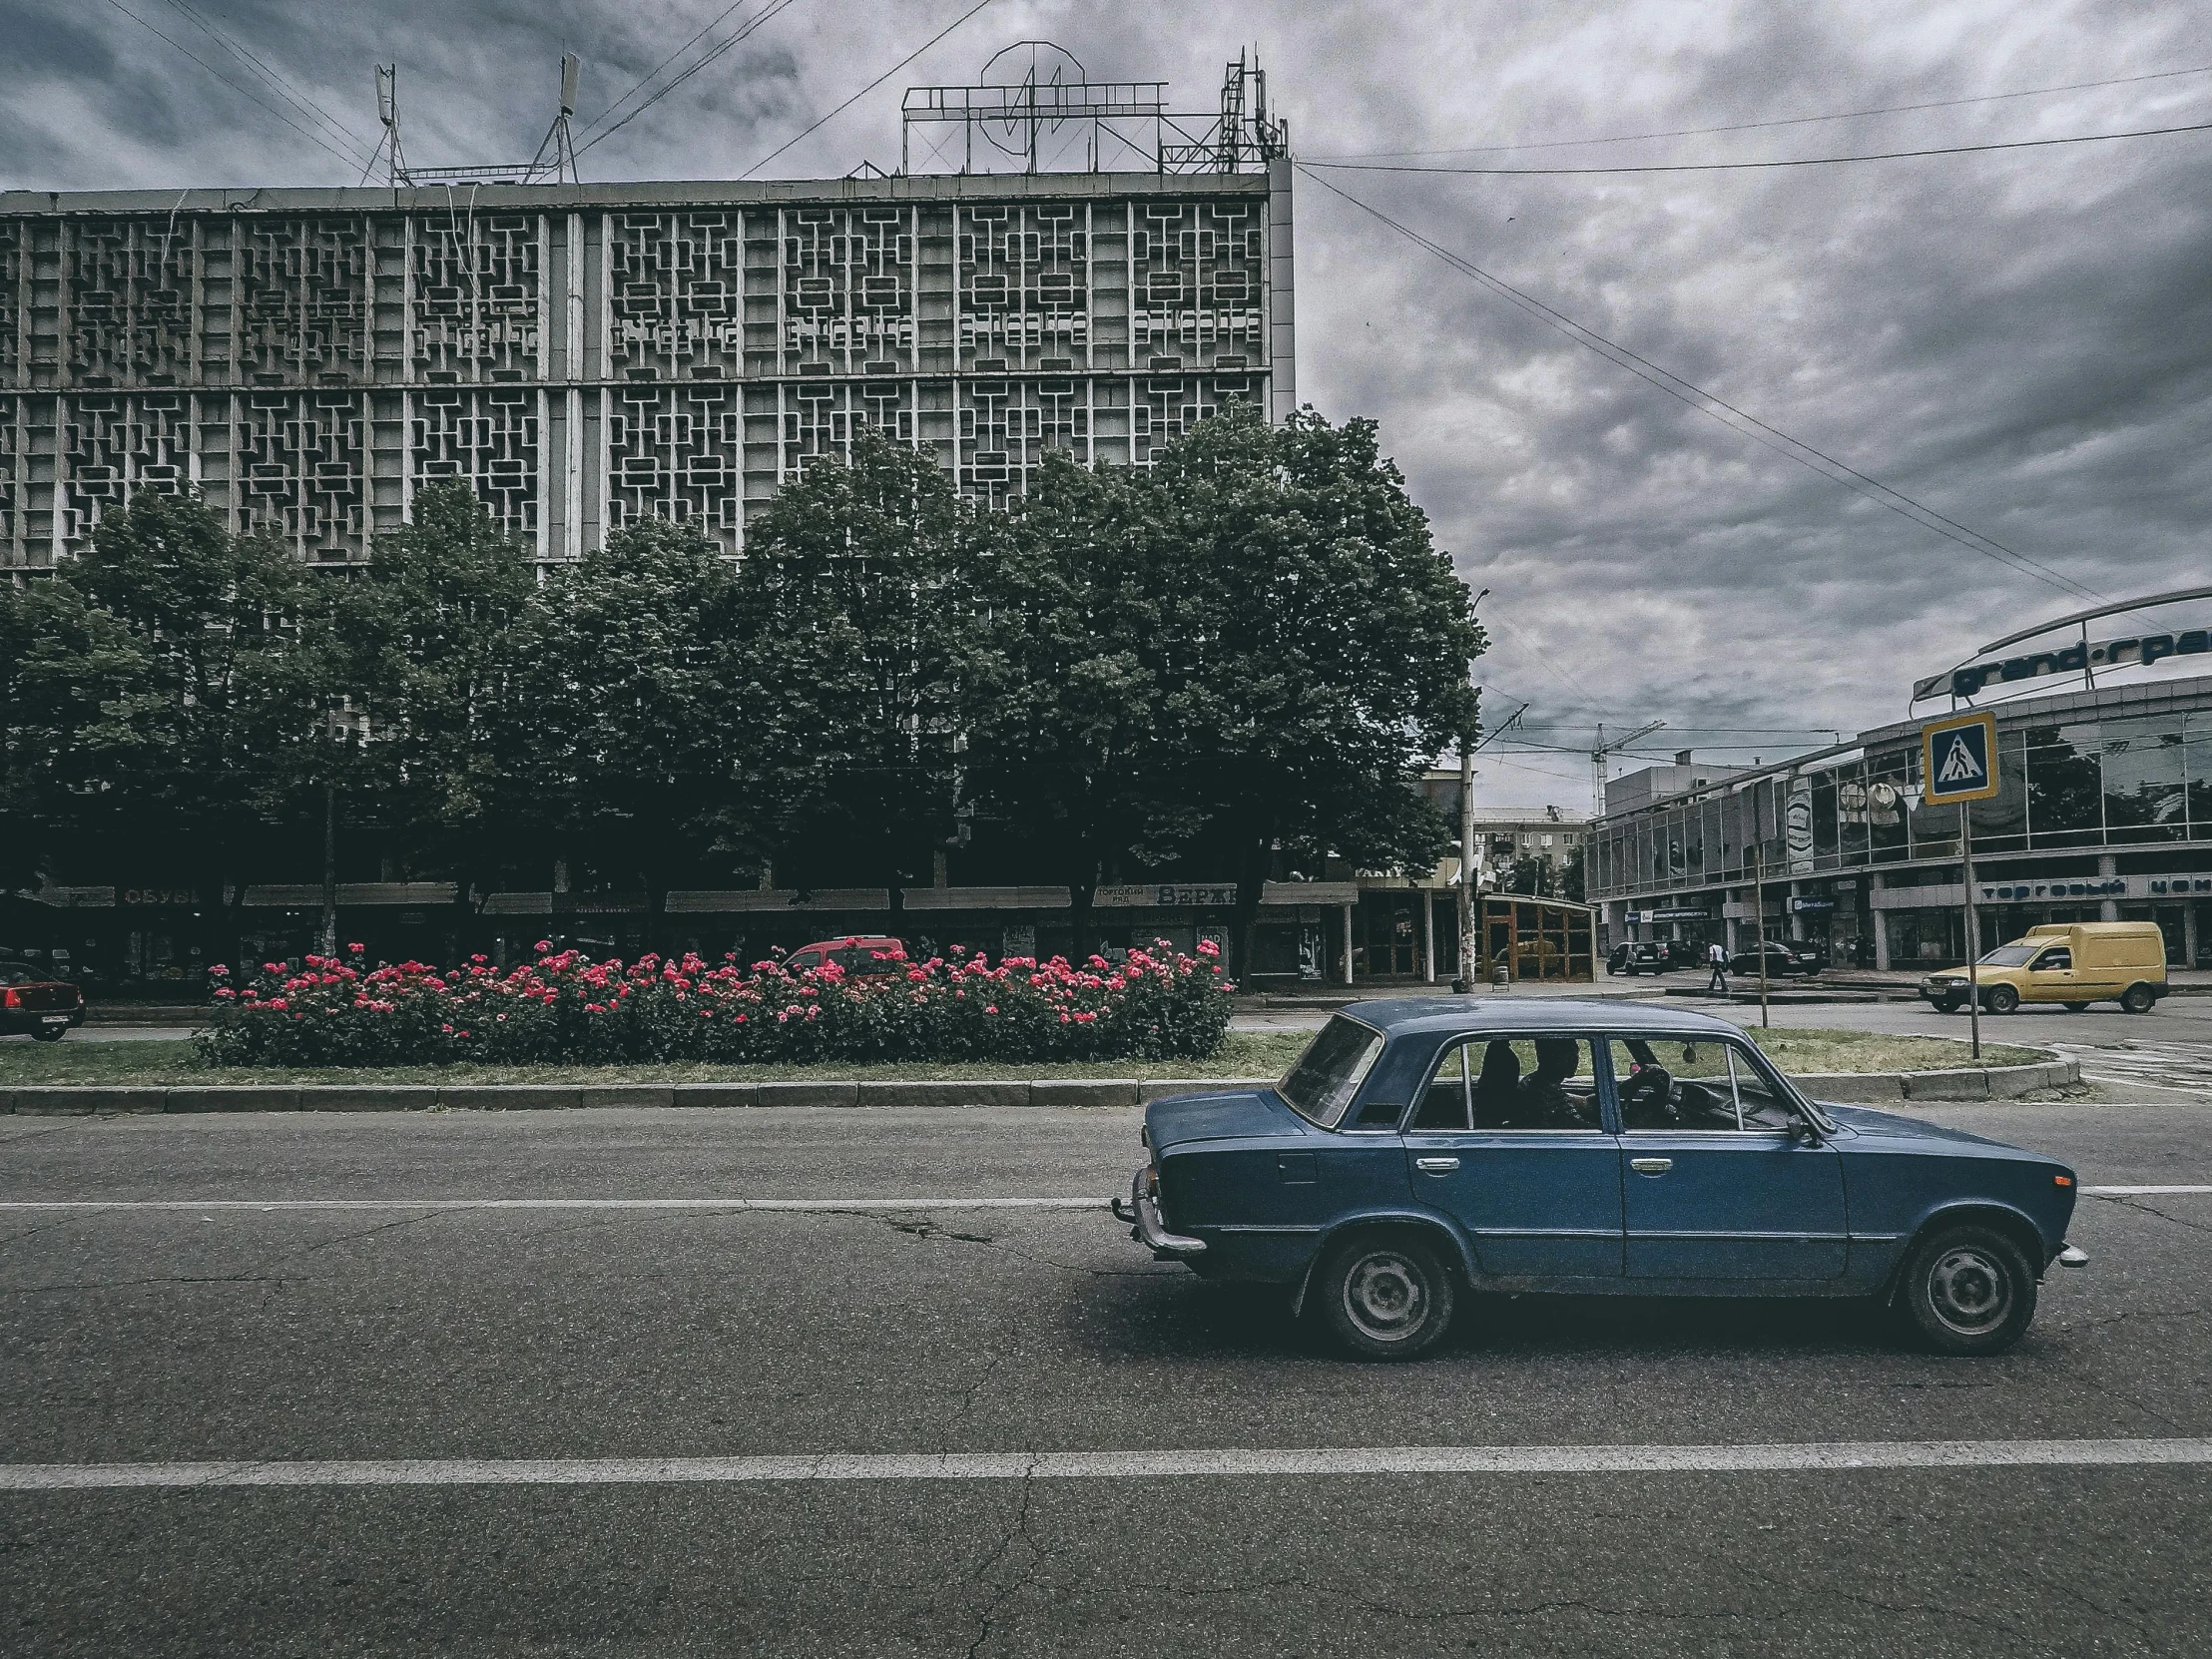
left=0, top=1027, right=2050, bottom=1086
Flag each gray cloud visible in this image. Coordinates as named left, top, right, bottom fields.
left=7, top=0, right=2207, bottom=804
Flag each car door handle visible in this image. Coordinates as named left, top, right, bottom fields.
left=1414, top=1156, right=1460, bottom=1174
left=1630, top=1157, right=1674, bottom=1175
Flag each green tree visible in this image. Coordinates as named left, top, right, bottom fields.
left=966, top=450, right=1178, bottom=958
left=735, top=431, right=989, bottom=915
left=500, top=514, right=754, bottom=944
left=54, top=492, right=308, bottom=967
left=1145, top=407, right=1485, bottom=979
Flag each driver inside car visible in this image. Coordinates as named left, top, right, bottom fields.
left=1615, top=1037, right=1676, bottom=1127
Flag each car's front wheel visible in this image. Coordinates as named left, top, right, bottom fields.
left=1932, top=997, right=1963, bottom=1015
left=1983, top=984, right=2019, bottom=1014
left=1896, top=1224, right=2036, bottom=1356
left=1316, top=1232, right=1456, bottom=1361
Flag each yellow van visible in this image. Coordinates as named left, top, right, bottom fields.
left=1923, top=921, right=2168, bottom=1015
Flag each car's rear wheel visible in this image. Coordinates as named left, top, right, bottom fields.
left=1896, top=1224, right=2036, bottom=1356
left=1316, top=1232, right=1455, bottom=1361
left=2120, top=983, right=2157, bottom=1014
left=1983, top=984, right=2019, bottom=1014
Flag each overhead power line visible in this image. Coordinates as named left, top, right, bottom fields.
left=742, top=0, right=1000, bottom=179
left=1303, top=119, right=2212, bottom=177
left=157, top=0, right=376, bottom=170
left=577, top=0, right=808, bottom=156
left=1309, top=62, right=2212, bottom=162
left=101, top=0, right=370, bottom=175
left=1298, top=165, right=2104, bottom=603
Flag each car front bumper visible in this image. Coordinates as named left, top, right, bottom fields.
left=1111, top=1163, right=1207, bottom=1260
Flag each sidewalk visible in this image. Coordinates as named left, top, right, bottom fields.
left=1237, top=965, right=2212, bottom=1012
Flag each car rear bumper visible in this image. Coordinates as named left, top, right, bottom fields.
left=2, top=1008, right=84, bottom=1035
left=1111, top=1164, right=1207, bottom=1260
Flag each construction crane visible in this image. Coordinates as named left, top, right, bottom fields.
left=1590, top=720, right=1665, bottom=819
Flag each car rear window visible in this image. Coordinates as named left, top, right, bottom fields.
left=1278, top=1015, right=1385, bottom=1129
left=0, top=962, right=34, bottom=985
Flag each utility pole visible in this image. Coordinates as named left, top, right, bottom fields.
left=1751, top=841, right=1771, bottom=1029
left=1452, top=696, right=1528, bottom=993
left=320, top=781, right=339, bottom=959
left=1961, top=801, right=1981, bottom=1062
left=1457, top=742, right=1477, bottom=992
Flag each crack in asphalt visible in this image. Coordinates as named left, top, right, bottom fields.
left=962, top=1459, right=1045, bottom=1659
left=2093, top=1195, right=2212, bottom=1237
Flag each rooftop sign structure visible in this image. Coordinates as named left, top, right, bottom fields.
left=901, top=43, right=1288, bottom=176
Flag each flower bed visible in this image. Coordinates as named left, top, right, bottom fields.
left=196, top=940, right=1233, bottom=1068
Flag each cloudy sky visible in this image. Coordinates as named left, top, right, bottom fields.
left=9, top=0, right=2210, bottom=807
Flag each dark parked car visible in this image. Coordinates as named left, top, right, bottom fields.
left=1606, top=940, right=1695, bottom=975
left=1115, top=999, right=2084, bottom=1360
left=0, top=959, right=86, bottom=1041
left=1728, top=939, right=1821, bottom=976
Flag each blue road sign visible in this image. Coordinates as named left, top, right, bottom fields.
left=1922, top=711, right=2000, bottom=806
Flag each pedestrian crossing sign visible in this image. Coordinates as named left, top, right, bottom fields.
left=1922, top=710, right=2000, bottom=805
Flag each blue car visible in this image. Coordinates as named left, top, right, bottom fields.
left=1113, top=999, right=2086, bottom=1361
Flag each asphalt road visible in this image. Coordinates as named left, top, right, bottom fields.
left=5, top=1103, right=2212, bottom=1656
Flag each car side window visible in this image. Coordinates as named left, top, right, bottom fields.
left=1417, top=1037, right=1600, bottom=1132
left=786, top=949, right=823, bottom=972
left=1609, top=1038, right=1799, bottom=1132
left=2033, top=947, right=2071, bottom=971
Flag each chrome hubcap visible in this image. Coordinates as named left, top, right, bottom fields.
left=1344, top=1251, right=1427, bottom=1342
left=1929, top=1246, right=2011, bottom=1336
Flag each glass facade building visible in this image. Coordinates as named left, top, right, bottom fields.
left=1585, top=675, right=2212, bottom=971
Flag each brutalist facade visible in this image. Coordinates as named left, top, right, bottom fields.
left=0, top=163, right=1294, bottom=570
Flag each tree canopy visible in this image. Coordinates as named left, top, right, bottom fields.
left=3, top=404, right=1486, bottom=972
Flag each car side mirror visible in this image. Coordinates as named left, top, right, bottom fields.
left=1786, top=1115, right=1821, bottom=1147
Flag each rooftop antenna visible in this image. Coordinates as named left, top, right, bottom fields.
left=381, top=54, right=585, bottom=186
left=528, top=54, right=583, bottom=185
left=373, top=64, right=407, bottom=188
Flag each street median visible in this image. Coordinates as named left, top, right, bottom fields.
left=2, top=1061, right=2080, bottom=1114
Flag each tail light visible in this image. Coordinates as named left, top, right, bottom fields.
left=2, top=988, right=17, bottom=1008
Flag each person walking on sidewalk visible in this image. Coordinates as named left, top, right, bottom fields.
left=1705, top=940, right=1729, bottom=994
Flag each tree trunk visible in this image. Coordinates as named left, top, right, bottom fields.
left=1230, top=832, right=1271, bottom=985
left=1069, top=852, right=1098, bottom=965
left=319, top=781, right=338, bottom=958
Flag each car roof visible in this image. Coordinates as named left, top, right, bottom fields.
left=1334, top=997, right=1745, bottom=1038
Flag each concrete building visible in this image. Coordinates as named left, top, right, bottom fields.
left=0, top=60, right=1294, bottom=571
left=1604, top=754, right=1746, bottom=818
left=1585, top=672, right=2212, bottom=971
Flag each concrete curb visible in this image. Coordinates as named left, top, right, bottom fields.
left=1796, top=1057, right=2080, bottom=1103
left=1, top=1060, right=2080, bottom=1114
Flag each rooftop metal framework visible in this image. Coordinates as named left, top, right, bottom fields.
left=901, top=45, right=1288, bottom=177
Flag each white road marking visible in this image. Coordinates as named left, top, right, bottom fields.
left=0, top=1197, right=1103, bottom=1213
left=2052, top=1041, right=2212, bottom=1097
left=7, top=1439, right=2212, bottom=1491
left=2082, top=1186, right=2212, bottom=1197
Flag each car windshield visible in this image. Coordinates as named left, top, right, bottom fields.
left=1976, top=944, right=2037, bottom=967
left=1278, top=1015, right=1385, bottom=1129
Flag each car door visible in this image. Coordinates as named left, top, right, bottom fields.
left=1609, top=1035, right=1848, bottom=1282
left=1400, top=1035, right=1623, bottom=1280
left=2023, top=944, right=2076, bottom=1004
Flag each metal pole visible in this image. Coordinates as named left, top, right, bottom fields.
left=1753, top=842, right=1770, bottom=1028
left=1457, top=745, right=1477, bottom=992
left=1961, top=801, right=1981, bottom=1062
left=320, top=781, right=339, bottom=959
